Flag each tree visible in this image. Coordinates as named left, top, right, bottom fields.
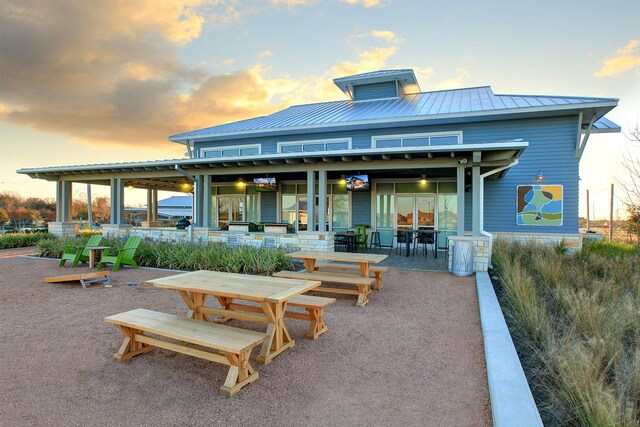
left=618, top=122, right=640, bottom=243
left=0, top=208, right=8, bottom=226
left=92, top=196, right=111, bottom=223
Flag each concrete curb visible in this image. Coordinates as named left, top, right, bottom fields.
left=476, top=272, right=543, bottom=426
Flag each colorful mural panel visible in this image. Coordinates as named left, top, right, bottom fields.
left=516, top=185, right=563, bottom=226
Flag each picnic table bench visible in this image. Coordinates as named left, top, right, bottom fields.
left=274, top=270, right=376, bottom=307
left=145, top=271, right=322, bottom=364
left=105, top=308, right=268, bottom=396
left=314, top=262, right=389, bottom=290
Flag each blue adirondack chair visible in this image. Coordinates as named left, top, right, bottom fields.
left=97, top=236, right=141, bottom=272
left=59, top=234, right=103, bottom=268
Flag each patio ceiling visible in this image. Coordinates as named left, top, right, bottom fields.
left=17, top=140, right=527, bottom=191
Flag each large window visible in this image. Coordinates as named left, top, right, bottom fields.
left=372, top=132, right=462, bottom=149
left=201, top=144, right=260, bottom=158
left=277, top=138, right=351, bottom=154
left=210, top=185, right=259, bottom=228
left=280, top=182, right=350, bottom=232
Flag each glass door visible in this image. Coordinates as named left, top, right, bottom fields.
left=416, top=195, right=435, bottom=228
left=396, top=195, right=414, bottom=231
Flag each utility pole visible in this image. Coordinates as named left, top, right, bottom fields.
left=609, top=184, right=614, bottom=242
left=586, top=190, right=590, bottom=232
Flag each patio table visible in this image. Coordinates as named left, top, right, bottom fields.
left=87, top=246, right=111, bottom=268
left=403, top=229, right=441, bottom=258
left=145, top=270, right=320, bottom=364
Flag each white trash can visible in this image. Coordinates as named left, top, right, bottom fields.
left=451, top=240, right=474, bottom=276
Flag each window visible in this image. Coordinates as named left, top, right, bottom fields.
left=372, top=132, right=462, bottom=148
left=201, top=144, right=261, bottom=158
left=277, top=138, right=352, bottom=154
left=210, top=185, right=260, bottom=229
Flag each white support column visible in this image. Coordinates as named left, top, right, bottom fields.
left=152, top=189, right=158, bottom=222
left=318, top=170, right=327, bottom=231
left=146, top=189, right=153, bottom=222
left=202, top=175, right=212, bottom=228
left=117, top=178, right=125, bottom=224
left=110, top=179, right=118, bottom=224
left=60, top=181, right=72, bottom=222
left=457, top=165, right=466, bottom=236
left=472, top=151, right=481, bottom=236
left=306, top=170, right=316, bottom=231
left=55, top=181, right=64, bottom=222
left=193, top=175, right=204, bottom=227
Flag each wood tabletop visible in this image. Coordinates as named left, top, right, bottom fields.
left=145, top=270, right=320, bottom=303
left=285, top=250, right=387, bottom=264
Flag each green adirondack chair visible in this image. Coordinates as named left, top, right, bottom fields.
left=97, top=236, right=141, bottom=272
left=59, top=234, right=103, bottom=267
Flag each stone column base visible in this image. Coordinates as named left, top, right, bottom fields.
left=48, top=222, right=78, bottom=238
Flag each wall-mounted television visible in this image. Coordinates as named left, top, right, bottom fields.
left=254, top=177, right=277, bottom=192
left=346, top=175, right=370, bottom=191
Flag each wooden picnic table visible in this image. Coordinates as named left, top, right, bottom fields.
left=87, top=246, right=111, bottom=268
left=286, top=250, right=387, bottom=278
left=145, top=271, right=320, bottom=365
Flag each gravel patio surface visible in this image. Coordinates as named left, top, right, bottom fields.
left=0, top=254, right=490, bottom=426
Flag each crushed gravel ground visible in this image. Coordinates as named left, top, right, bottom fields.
left=0, top=254, right=491, bottom=426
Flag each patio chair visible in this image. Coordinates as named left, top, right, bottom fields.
left=97, top=236, right=141, bottom=272
left=59, top=234, right=103, bottom=267
left=355, top=225, right=368, bottom=252
left=394, top=230, right=412, bottom=255
left=417, top=228, right=436, bottom=257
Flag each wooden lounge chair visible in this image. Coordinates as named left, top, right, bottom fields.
left=97, top=236, right=141, bottom=272
left=59, top=234, right=103, bottom=268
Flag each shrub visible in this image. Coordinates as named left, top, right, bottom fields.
left=491, top=240, right=640, bottom=426
left=0, top=232, right=55, bottom=249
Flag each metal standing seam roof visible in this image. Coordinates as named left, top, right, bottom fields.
left=169, top=86, right=619, bottom=142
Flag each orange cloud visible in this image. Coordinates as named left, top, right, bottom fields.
left=340, top=0, right=382, bottom=8
left=594, top=39, right=640, bottom=78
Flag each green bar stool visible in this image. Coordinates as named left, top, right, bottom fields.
left=355, top=225, right=368, bottom=252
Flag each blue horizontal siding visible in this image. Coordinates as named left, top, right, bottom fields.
left=195, top=115, right=580, bottom=234
left=353, top=81, right=398, bottom=101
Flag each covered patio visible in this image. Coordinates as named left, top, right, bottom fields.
left=18, top=140, right=527, bottom=272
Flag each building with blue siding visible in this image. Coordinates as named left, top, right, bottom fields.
left=18, top=69, right=620, bottom=269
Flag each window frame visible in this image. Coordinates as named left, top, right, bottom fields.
left=200, top=144, right=261, bottom=159
left=276, top=138, right=352, bottom=154
left=370, top=131, right=463, bottom=149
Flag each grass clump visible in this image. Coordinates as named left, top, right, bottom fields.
left=491, top=239, right=640, bottom=426
left=0, top=232, right=55, bottom=249
left=37, top=236, right=294, bottom=275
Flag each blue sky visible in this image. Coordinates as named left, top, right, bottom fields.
left=0, top=0, right=638, bottom=218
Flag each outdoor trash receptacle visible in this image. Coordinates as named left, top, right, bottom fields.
left=451, top=240, right=474, bottom=276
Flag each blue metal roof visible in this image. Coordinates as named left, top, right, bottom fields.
left=592, top=116, right=622, bottom=133
left=169, top=85, right=619, bottom=142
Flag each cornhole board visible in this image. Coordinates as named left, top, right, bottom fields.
left=44, top=271, right=111, bottom=289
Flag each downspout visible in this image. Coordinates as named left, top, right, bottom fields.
left=479, top=160, right=519, bottom=264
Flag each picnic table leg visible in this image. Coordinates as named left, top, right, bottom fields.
left=220, top=350, right=259, bottom=397
left=178, top=291, right=198, bottom=319
left=356, top=283, right=370, bottom=307
left=305, top=308, right=328, bottom=340
left=256, top=301, right=295, bottom=365
left=373, top=271, right=383, bottom=290
left=303, top=258, right=316, bottom=272
left=112, top=325, right=154, bottom=362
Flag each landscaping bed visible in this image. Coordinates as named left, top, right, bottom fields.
left=0, top=232, right=55, bottom=249
left=490, top=240, right=640, bottom=426
left=37, top=235, right=295, bottom=275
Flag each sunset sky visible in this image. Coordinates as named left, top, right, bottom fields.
left=1, top=0, right=639, bottom=219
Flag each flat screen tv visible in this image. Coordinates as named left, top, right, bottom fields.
left=254, top=177, right=277, bottom=192
left=346, top=175, right=370, bottom=191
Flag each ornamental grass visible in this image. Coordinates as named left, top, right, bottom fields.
left=491, top=240, right=640, bottom=426
left=0, top=232, right=55, bottom=249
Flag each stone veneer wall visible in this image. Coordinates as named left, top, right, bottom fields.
left=448, top=236, right=491, bottom=273
left=47, top=222, right=79, bottom=238
left=98, top=226, right=335, bottom=251
left=491, top=232, right=582, bottom=252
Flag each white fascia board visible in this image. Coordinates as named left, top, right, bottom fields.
left=168, top=101, right=617, bottom=143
